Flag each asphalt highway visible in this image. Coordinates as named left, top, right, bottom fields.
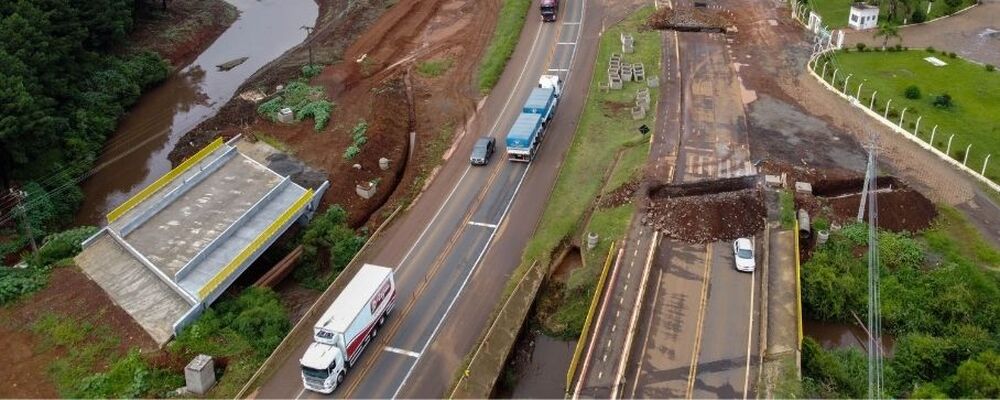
left=574, top=9, right=762, bottom=400
left=254, top=0, right=605, bottom=398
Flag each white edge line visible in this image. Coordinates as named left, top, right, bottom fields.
left=574, top=248, right=624, bottom=399
left=742, top=241, right=757, bottom=400
left=391, top=165, right=533, bottom=399
left=468, top=221, right=499, bottom=229
left=384, top=346, right=422, bottom=359
left=612, top=231, right=659, bottom=399
left=397, top=166, right=472, bottom=267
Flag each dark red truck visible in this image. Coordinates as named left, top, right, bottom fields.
left=540, top=0, right=558, bottom=22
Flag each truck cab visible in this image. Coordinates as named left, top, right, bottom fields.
left=540, top=0, right=558, bottom=22
left=300, top=342, right=347, bottom=394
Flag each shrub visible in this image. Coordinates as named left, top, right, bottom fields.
left=0, top=267, right=49, bottom=305
left=296, top=206, right=366, bottom=289
left=855, top=43, right=866, bottom=51
left=28, top=226, right=98, bottom=268
left=895, top=44, right=903, bottom=51
left=911, top=8, right=927, bottom=23
left=944, top=0, right=962, bottom=10
left=948, top=52, right=958, bottom=58
left=927, top=46, right=936, bottom=53
left=933, top=93, right=954, bottom=108
left=301, top=64, right=323, bottom=79
left=256, top=80, right=333, bottom=131
left=987, top=64, right=996, bottom=72
left=904, top=85, right=922, bottom=99
left=343, top=145, right=361, bottom=160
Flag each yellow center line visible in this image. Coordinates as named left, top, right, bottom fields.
left=685, top=244, right=712, bottom=398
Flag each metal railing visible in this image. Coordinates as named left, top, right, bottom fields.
left=106, top=137, right=224, bottom=223
left=565, top=241, right=617, bottom=392
left=197, top=188, right=314, bottom=299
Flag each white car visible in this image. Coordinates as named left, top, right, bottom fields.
left=733, top=237, right=755, bottom=272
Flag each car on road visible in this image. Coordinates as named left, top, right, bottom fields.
left=733, top=237, right=755, bottom=272
left=470, top=137, right=495, bottom=165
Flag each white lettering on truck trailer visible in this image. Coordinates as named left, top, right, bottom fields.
left=300, top=264, right=396, bottom=394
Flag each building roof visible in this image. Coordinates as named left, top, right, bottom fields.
left=851, top=2, right=879, bottom=11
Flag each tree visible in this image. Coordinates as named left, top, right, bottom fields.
left=874, top=23, right=901, bottom=49
left=953, top=351, right=1000, bottom=398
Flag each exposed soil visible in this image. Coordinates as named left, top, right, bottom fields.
left=827, top=189, right=937, bottom=232
left=128, top=0, right=238, bottom=67
left=644, top=187, right=767, bottom=243
left=170, top=0, right=498, bottom=230
left=599, top=178, right=640, bottom=208
left=0, top=268, right=156, bottom=398
left=647, top=6, right=733, bottom=32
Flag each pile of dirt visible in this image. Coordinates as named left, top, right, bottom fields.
left=827, top=189, right=937, bottom=232
left=646, top=6, right=732, bottom=32
left=644, top=188, right=766, bottom=243
left=599, top=179, right=640, bottom=208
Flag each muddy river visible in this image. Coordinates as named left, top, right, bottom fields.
left=75, top=0, right=318, bottom=224
left=804, top=319, right=895, bottom=354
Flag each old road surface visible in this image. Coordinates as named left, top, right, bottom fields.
left=256, top=0, right=604, bottom=398
left=573, top=5, right=763, bottom=400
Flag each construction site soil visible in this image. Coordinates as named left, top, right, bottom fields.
left=646, top=6, right=733, bottom=32
left=0, top=268, right=156, bottom=398
left=644, top=186, right=767, bottom=243
left=170, top=0, right=498, bottom=229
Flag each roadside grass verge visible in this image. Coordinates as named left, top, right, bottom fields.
left=602, top=141, right=649, bottom=195
left=804, top=0, right=976, bottom=29
left=477, top=0, right=532, bottom=92
left=922, top=205, right=1000, bottom=269
left=416, top=57, right=454, bottom=78
left=819, top=49, right=1000, bottom=182
left=778, top=190, right=795, bottom=229
left=519, top=6, right=660, bottom=269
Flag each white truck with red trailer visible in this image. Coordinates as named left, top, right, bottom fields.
left=300, top=264, right=396, bottom=394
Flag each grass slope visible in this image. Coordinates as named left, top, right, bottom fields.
left=823, top=49, right=1000, bottom=181
left=477, top=0, right=533, bottom=92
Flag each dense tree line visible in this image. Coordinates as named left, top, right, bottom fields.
left=801, top=222, right=1000, bottom=398
left=0, top=0, right=170, bottom=236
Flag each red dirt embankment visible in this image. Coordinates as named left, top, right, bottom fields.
left=128, top=0, right=238, bottom=67
left=172, top=0, right=499, bottom=229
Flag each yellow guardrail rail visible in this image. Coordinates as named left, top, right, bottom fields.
left=198, top=189, right=314, bottom=299
left=566, top=242, right=617, bottom=392
left=795, top=218, right=803, bottom=349
left=107, top=137, right=225, bottom=224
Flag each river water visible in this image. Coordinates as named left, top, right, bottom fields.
left=75, top=0, right=318, bottom=225
left=804, top=319, right=896, bottom=355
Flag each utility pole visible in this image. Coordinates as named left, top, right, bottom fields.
left=301, top=26, right=315, bottom=66
left=9, top=189, right=37, bottom=255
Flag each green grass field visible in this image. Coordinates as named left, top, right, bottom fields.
left=805, top=0, right=975, bottom=29
left=477, top=0, right=532, bottom=92
left=821, top=49, right=1000, bottom=181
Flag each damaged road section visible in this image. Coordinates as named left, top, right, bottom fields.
left=646, top=6, right=733, bottom=33
left=643, top=176, right=765, bottom=243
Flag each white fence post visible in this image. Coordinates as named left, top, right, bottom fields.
left=964, top=144, right=972, bottom=165
left=843, top=74, right=853, bottom=93
left=983, top=155, right=992, bottom=176
left=898, top=107, right=908, bottom=127
left=870, top=91, right=877, bottom=109
left=931, top=125, right=938, bottom=145
left=946, top=134, right=955, bottom=155
left=857, top=82, right=865, bottom=99
left=883, top=98, right=893, bottom=119
left=832, top=69, right=839, bottom=85
left=821, top=61, right=829, bottom=78
left=914, top=116, right=923, bottom=136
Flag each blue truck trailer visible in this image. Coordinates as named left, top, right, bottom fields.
left=505, top=75, right=562, bottom=162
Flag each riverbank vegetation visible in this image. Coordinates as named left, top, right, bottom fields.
left=0, top=1, right=240, bottom=253
left=801, top=206, right=1000, bottom=398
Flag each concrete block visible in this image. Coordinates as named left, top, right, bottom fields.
left=277, top=107, right=294, bottom=124
left=609, top=59, right=621, bottom=69
left=598, top=82, right=610, bottom=93
left=611, top=53, right=622, bottom=61
left=608, top=66, right=620, bottom=76
left=610, top=77, right=623, bottom=90
left=631, top=106, right=646, bottom=120
left=646, top=76, right=660, bottom=88
left=621, top=69, right=633, bottom=82
left=795, top=181, right=813, bottom=194
left=185, top=355, right=216, bottom=395
left=623, top=43, right=634, bottom=54
left=356, top=181, right=377, bottom=199
left=765, top=174, right=782, bottom=187
left=620, top=32, right=634, bottom=45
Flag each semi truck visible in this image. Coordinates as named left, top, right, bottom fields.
left=505, top=75, right=562, bottom=162
left=540, top=0, right=559, bottom=22
left=300, top=264, right=396, bottom=394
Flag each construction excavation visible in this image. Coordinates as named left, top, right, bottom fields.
left=2, top=0, right=999, bottom=398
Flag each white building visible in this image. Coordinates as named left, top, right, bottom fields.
left=848, top=3, right=880, bottom=30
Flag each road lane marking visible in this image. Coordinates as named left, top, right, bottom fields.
left=630, top=268, right=664, bottom=399
left=384, top=346, right=422, bottom=358
left=557, top=42, right=577, bottom=45
left=397, top=167, right=472, bottom=267
left=743, top=249, right=758, bottom=400
left=548, top=68, right=570, bottom=72
left=467, top=221, right=498, bottom=229
left=295, top=388, right=305, bottom=399
left=563, top=21, right=581, bottom=25
left=612, top=231, right=659, bottom=400
left=392, top=164, right=533, bottom=399
left=686, top=245, right=713, bottom=398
